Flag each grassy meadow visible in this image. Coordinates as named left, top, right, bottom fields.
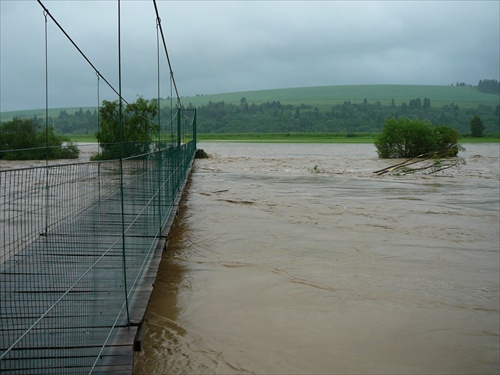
left=197, top=133, right=377, bottom=143
left=179, top=84, right=499, bottom=111
left=2, top=84, right=499, bottom=122
left=66, top=132, right=500, bottom=144
left=0, top=106, right=96, bottom=123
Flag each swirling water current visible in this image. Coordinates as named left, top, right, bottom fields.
left=134, top=143, right=499, bottom=375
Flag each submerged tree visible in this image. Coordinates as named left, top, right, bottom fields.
left=375, top=117, right=460, bottom=159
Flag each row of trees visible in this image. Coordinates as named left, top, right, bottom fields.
left=0, top=98, right=490, bottom=161
left=1, top=97, right=194, bottom=161
left=0, top=118, right=79, bottom=160
left=477, top=79, right=500, bottom=95
left=191, top=98, right=498, bottom=135
left=22, top=96, right=499, bottom=137
left=453, top=79, right=500, bottom=94
left=57, top=108, right=98, bottom=134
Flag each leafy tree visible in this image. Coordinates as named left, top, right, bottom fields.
left=434, top=125, right=460, bottom=157
left=423, top=97, right=431, bottom=111
left=469, top=115, right=485, bottom=137
left=94, top=97, right=158, bottom=160
left=375, top=118, right=435, bottom=158
left=409, top=98, right=422, bottom=110
left=240, top=97, right=249, bottom=113
left=0, top=118, right=79, bottom=160
left=375, top=117, right=460, bottom=158
left=477, top=79, right=500, bottom=94
left=294, top=108, right=300, bottom=119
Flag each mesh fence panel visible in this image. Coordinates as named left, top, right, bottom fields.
left=1, top=121, right=196, bottom=373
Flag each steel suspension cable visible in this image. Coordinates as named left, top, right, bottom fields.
left=36, top=0, right=128, bottom=105
left=44, top=10, right=49, bottom=166
left=36, top=0, right=158, bottom=143
left=152, top=0, right=182, bottom=108
left=156, top=19, right=162, bottom=233
left=171, top=75, right=174, bottom=142
left=96, top=73, right=101, bottom=158
left=156, top=19, right=162, bottom=144
left=43, top=10, right=50, bottom=238
left=37, top=0, right=179, bottom=136
left=96, top=72, right=102, bottom=200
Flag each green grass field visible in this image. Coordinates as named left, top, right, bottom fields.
left=198, top=133, right=499, bottom=144
left=2, top=84, right=499, bottom=121
left=180, top=84, right=499, bottom=111
left=0, top=107, right=96, bottom=122
left=67, top=133, right=499, bottom=144
left=197, top=133, right=377, bottom=143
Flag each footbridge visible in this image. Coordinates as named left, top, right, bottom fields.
left=1, top=1, right=197, bottom=373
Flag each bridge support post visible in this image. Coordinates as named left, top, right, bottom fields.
left=193, top=108, right=197, bottom=147
left=177, top=107, right=182, bottom=147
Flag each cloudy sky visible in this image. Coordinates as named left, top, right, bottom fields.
left=1, top=0, right=499, bottom=112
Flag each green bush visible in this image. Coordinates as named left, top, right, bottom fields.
left=434, top=125, right=460, bottom=157
left=0, top=118, right=80, bottom=160
left=375, top=117, right=460, bottom=158
left=470, top=115, right=485, bottom=137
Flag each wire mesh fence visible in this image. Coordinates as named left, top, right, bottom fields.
left=0, top=111, right=196, bottom=373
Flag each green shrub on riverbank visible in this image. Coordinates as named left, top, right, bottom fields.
left=375, top=118, right=461, bottom=158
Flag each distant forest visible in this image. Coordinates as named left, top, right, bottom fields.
left=31, top=96, right=500, bottom=136
left=19, top=80, right=499, bottom=135
left=454, top=79, right=500, bottom=94
left=477, top=79, right=500, bottom=95
left=191, top=97, right=499, bottom=134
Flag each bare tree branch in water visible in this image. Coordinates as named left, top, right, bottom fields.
left=374, top=146, right=465, bottom=176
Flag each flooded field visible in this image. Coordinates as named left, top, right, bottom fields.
left=133, top=143, right=497, bottom=374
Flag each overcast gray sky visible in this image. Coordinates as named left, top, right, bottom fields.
left=1, top=0, right=499, bottom=112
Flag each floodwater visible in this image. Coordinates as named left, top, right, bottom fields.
left=133, top=143, right=499, bottom=375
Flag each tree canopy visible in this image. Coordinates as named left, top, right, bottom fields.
left=470, top=115, right=485, bottom=137
left=0, top=118, right=79, bottom=160
left=374, top=118, right=460, bottom=158
left=94, top=97, right=158, bottom=160
left=477, top=79, right=500, bottom=95
left=10, top=94, right=500, bottom=137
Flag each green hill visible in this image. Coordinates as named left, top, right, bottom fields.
left=0, top=107, right=95, bottom=123
left=2, top=84, right=498, bottom=135
left=179, top=84, right=498, bottom=111
left=2, top=84, right=498, bottom=121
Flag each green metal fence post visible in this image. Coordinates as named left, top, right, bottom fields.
left=177, top=107, right=182, bottom=147
left=193, top=108, right=197, bottom=147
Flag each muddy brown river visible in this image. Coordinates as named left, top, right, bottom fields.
left=133, top=143, right=499, bottom=375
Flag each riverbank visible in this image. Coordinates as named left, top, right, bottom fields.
left=68, top=132, right=500, bottom=144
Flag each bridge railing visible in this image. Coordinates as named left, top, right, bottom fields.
left=0, top=109, right=196, bottom=373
